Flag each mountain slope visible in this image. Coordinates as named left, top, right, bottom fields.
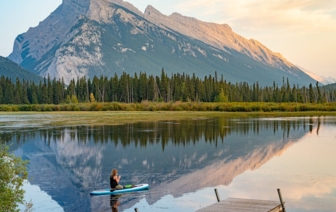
left=323, top=83, right=336, bottom=91
left=8, top=0, right=315, bottom=86
left=298, top=65, right=335, bottom=85
left=144, top=5, right=295, bottom=71
left=0, top=56, right=42, bottom=83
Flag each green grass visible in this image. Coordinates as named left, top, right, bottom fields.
left=1, top=110, right=336, bottom=127
left=1, top=101, right=336, bottom=127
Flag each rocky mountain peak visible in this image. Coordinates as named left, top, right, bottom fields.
left=86, top=0, right=143, bottom=23
left=62, top=0, right=90, bottom=9
left=8, top=0, right=315, bottom=86
left=144, top=5, right=162, bottom=17
left=144, top=5, right=168, bottom=27
left=8, top=0, right=91, bottom=64
left=109, top=0, right=143, bottom=16
left=8, top=0, right=143, bottom=65
left=221, top=24, right=232, bottom=31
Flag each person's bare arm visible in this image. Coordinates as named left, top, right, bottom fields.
left=114, top=175, right=121, bottom=183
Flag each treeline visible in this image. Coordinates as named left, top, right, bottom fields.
left=0, top=70, right=336, bottom=105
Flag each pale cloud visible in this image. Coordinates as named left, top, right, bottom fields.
left=175, top=0, right=336, bottom=33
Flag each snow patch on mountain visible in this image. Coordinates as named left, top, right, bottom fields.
left=213, top=54, right=229, bottom=62
left=113, top=43, right=136, bottom=53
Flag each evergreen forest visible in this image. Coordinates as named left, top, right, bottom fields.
left=0, top=70, right=336, bottom=106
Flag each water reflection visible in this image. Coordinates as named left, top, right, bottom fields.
left=110, top=195, right=122, bottom=212
left=2, top=117, right=326, bottom=146
left=1, top=116, right=335, bottom=211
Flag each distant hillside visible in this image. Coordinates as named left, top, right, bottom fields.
left=0, top=56, right=42, bottom=83
left=323, top=83, right=336, bottom=91
left=298, top=65, right=336, bottom=85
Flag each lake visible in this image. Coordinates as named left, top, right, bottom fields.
left=2, top=115, right=336, bottom=212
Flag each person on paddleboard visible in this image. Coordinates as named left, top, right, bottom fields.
left=110, top=168, right=124, bottom=190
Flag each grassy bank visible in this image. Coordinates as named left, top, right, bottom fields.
left=1, top=110, right=336, bottom=127
left=1, top=102, right=336, bottom=113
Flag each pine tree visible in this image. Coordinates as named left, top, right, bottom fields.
left=132, top=72, right=139, bottom=102
left=92, top=76, right=100, bottom=102
left=0, top=84, right=2, bottom=104
left=3, top=78, right=14, bottom=104
left=316, top=82, right=323, bottom=103
left=65, top=95, right=71, bottom=104
left=309, top=83, right=315, bottom=103
left=40, top=78, right=48, bottom=104
left=71, top=95, right=79, bottom=104
left=110, top=74, right=118, bottom=102
left=31, top=91, right=38, bottom=104
left=21, top=80, right=30, bottom=104
left=47, top=74, right=53, bottom=104
left=138, top=72, right=148, bottom=102
left=13, top=78, right=22, bottom=104
left=90, top=93, right=96, bottom=103
left=214, top=88, right=228, bottom=102
left=148, top=76, right=155, bottom=101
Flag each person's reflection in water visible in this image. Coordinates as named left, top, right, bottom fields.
left=110, top=195, right=122, bottom=212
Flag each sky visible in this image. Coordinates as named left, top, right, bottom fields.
left=0, top=0, right=335, bottom=79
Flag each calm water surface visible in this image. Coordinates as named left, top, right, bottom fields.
left=2, top=115, right=336, bottom=212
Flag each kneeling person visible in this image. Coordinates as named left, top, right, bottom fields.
left=110, top=168, right=123, bottom=190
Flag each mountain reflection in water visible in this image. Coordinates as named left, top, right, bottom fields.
left=2, top=116, right=333, bottom=212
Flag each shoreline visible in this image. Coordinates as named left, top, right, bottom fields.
left=1, top=111, right=336, bottom=127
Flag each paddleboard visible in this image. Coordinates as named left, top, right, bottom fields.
left=90, top=184, right=149, bottom=195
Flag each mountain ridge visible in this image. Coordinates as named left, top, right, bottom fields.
left=0, top=56, right=42, bottom=83
left=144, top=5, right=295, bottom=71
left=7, top=0, right=315, bottom=86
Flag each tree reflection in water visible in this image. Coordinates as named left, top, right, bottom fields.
left=1, top=116, right=328, bottom=148
left=1, top=116, right=334, bottom=212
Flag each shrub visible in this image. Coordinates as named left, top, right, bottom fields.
left=0, top=105, right=12, bottom=111
left=60, top=104, right=72, bottom=111
left=262, top=105, right=271, bottom=112
left=95, top=104, right=103, bottom=111
left=53, top=105, right=61, bottom=111
left=11, top=106, right=19, bottom=112
left=0, top=144, right=29, bottom=211
left=42, top=105, right=53, bottom=112
left=71, top=104, right=80, bottom=111
left=18, top=105, right=33, bottom=111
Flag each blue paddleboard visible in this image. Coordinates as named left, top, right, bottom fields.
left=90, top=184, right=149, bottom=195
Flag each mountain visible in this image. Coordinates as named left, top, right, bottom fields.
left=320, top=76, right=336, bottom=85
left=8, top=0, right=316, bottom=86
left=0, top=56, right=42, bottom=83
left=323, top=83, right=336, bottom=91
left=298, top=65, right=336, bottom=85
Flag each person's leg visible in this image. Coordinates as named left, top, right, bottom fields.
left=116, top=185, right=123, bottom=190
